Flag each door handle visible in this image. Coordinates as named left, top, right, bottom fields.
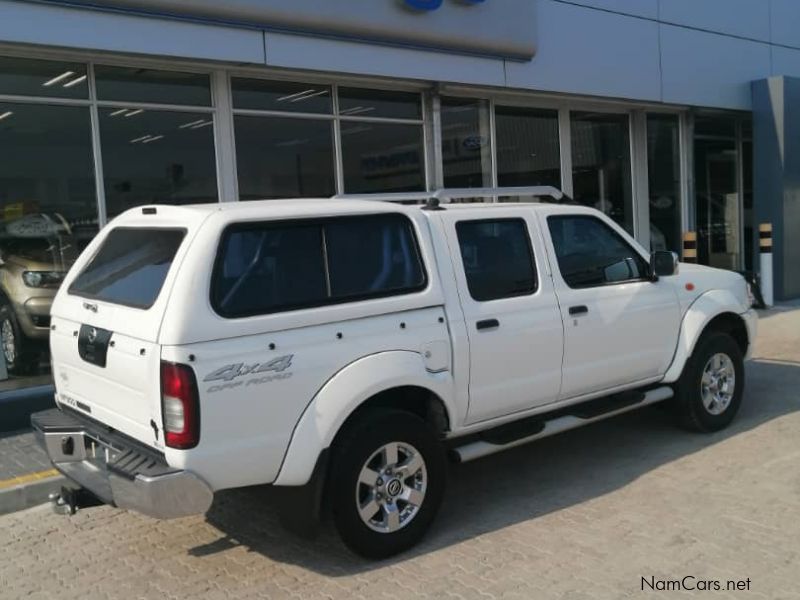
left=568, top=305, right=589, bottom=316
left=476, top=318, right=500, bottom=331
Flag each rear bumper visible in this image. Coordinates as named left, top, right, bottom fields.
left=31, top=408, right=213, bottom=519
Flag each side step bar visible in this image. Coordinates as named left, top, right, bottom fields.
left=452, top=386, right=674, bottom=464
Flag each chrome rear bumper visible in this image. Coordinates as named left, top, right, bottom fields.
left=31, top=408, right=212, bottom=519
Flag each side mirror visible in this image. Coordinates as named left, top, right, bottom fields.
left=650, top=251, right=679, bottom=278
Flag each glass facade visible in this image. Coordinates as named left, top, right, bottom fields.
left=0, top=52, right=756, bottom=391
left=570, top=112, right=634, bottom=234
left=441, top=98, right=492, bottom=189
left=99, top=108, right=218, bottom=216
left=495, top=106, right=560, bottom=189
left=646, top=114, right=682, bottom=254
left=694, top=116, right=741, bottom=270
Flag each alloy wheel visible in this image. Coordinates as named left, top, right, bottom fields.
left=700, top=352, right=736, bottom=415
left=355, top=441, right=427, bottom=534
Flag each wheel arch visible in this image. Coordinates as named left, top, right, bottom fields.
left=273, top=350, right=454, bottom=487
left=663, top=290, right=751, bottom=384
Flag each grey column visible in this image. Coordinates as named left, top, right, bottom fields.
left=752, top=76, right=800, bottom=301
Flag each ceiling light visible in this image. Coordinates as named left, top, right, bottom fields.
left=124, top=109, right=144, bottom=117
left=142, top=134, right=165, bottom=143
left=179, top=119, right=205, bottom=129
left=129, top=135, right=152, bottom=144
left=190, top=120, right=213, bottom=129
left=274, top=138, right=310, bottom=147
left=43, top=71, right=75, bottom=87
left=63, top=74, right=87, bottom=88
left=289, top=89, right=328, bottom=103
left=277, top=89, right=316, bottom=102
left=110, top=108, right=130, bottom=117
left=340, top=106, right=377, bottom=116
left=0, top=111, right=13, bottom=121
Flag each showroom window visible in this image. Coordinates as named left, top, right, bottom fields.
left=495, top=106, right=561, bottom=191
left=232, top=78, right=336, bottom=199
left=694, top=115, right=741, bottom=270
left=570, top=112, right=634, bottom=234
left=0, top=57, right=98, bottom=386
left=441, top=97, right=492, bottom=189
left=339, top=88, right=425, bottom=194
left=95, top=65, right=218, bottom=217
left=646, top=114, right=682, bottom=254
left=231, top=80, right=425, bottom=198
left=0, top=55, right=88, bottom=99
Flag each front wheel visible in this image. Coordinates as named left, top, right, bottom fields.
left=331, top=410, right=446, bottom=559
left=0, top=303, right=40, bottom=375
left=673, top=332, right=745, bottom=432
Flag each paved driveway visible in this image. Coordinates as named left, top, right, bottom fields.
left=1, top=306, right=799, bottom=599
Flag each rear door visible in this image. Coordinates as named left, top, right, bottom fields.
left=49, top=208, right=208, bottom=448
left=439, top=208, right=564, bottom=424
left=542, top=213, right=681, bottom=399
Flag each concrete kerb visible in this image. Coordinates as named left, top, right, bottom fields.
left=0, top=469, right=65, bottom=516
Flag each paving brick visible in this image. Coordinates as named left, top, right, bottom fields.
left=0, top=305, right=798, bottom=599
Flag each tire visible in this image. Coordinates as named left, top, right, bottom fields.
left=0, top=303, right=41, bottom=376
left=673, top=331, right=744, bottom=432
left=330, top=409, right=446, bottom=559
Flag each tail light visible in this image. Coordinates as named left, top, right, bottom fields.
left=160, top=361, right=200, bottom=449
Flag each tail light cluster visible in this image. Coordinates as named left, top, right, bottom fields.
left=160, top=362, right=200, bottom=449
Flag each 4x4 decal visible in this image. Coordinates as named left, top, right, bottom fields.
left=203, top=355, right=294, bottom=383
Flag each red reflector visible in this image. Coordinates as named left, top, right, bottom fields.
left=686, top=283, right=695, bottom=291
left=161, top=361, right=200, bottom=449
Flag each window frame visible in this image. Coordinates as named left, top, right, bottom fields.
left=210, top=213, right=429, bottom=319
left=455, top=217, right=539, bottom=303
left=546, top=214, right=650, bottom=290
left=67, top=226, right=188, bottom=310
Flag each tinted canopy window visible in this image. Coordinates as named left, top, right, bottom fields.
left=456, top=219, right=537, bottom=302
left=326, top=215, right=425, bottom=298
left=547, top=215, right=646, bottom=288
left=69, top=228, right=186, bottom=309
left=213, top=214, right=426, bottom=318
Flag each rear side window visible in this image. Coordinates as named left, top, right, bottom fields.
left=456, top=219, right=537, bottom=302
left=547, top=215, right=647, bottom=288
left=69, top=227, right=186, bottom=309
left=212, top=214, right=426, bottom=318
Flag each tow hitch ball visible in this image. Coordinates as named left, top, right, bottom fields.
left=48, top=487, right=102, bottom=516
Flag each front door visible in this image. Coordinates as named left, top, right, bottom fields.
left=440, top=209, right=564, bottom=424
left=542, top=213, right=681, bottom=399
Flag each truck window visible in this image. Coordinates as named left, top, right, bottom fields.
left=547, top=215, right=647, bottom=288
left=456, top=219, right=537, bottom=302
left=68, top=227, right=186, bottom=309
left=326, top=215, right=425, bottom=299
left=212, top=214, right=426, bottom=318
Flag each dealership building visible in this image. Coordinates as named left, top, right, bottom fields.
left=0, top=0, right=798, bottom=392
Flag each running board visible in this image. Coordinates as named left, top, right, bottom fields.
left=451, top=386, right=674, bottom=464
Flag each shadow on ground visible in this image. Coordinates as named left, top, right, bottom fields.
left=193, top=358, right=800, bottom=576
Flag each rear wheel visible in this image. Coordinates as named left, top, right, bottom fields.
left=0, top=303, right=40, bottom=375
left=673, top=332, right=744, bottom=432
left=331, top=410, right=446, bottom=559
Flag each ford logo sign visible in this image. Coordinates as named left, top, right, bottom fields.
left=463, top=135, right=486, bottom=150
left=403, top=0, right=486, bottom=11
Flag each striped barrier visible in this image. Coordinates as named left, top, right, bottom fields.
left=759, top=223, right=773, bottom=307
left=682, top=231, right=697, bottom=263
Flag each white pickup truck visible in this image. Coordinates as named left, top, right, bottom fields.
left=33, top=187, right=757, bottom=558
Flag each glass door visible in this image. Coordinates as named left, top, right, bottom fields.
left=694, top=116, right=741, bottom=270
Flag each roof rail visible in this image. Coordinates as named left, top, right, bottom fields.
left=332, top=186, right=564, bottom=205
left=433, top=186, right=563, bottom=202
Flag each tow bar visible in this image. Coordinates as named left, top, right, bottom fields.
left=48, top=486, right=103, bottom=516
